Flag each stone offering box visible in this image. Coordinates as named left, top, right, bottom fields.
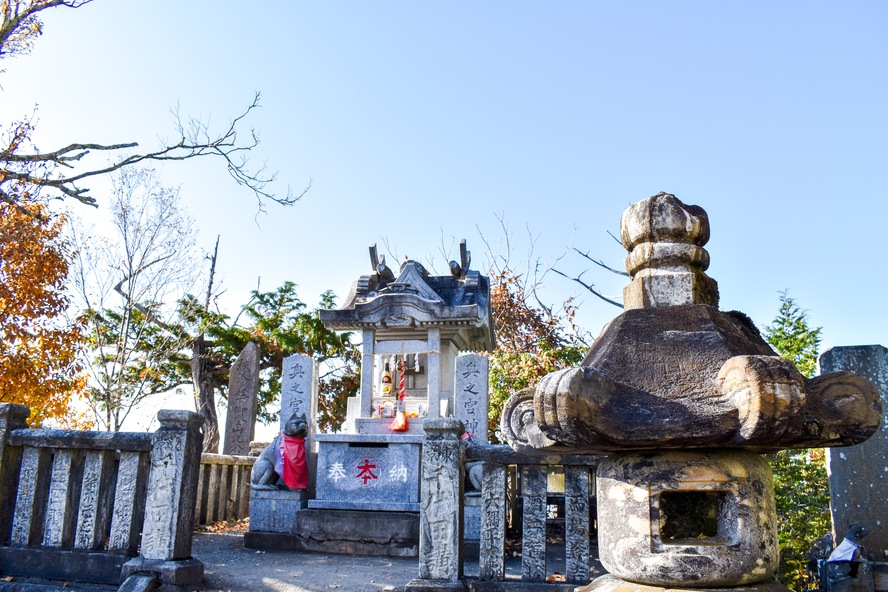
left=311, top=434, right=422, bottom=511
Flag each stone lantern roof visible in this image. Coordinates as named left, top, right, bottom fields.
left=319, top=241, right=495, bottom=352
left=504, top=192, right=881, bottom=454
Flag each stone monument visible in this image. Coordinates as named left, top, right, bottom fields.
left=504, top=192, right=882, bottom=591
left=223, top=341, right=259, bottom=456
left=821, top=345, right=888, bottom=591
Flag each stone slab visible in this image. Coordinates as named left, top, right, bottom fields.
left=315, top=432, right=424, bottom=444
left=307, top=499, right=419, bottom=511
left=244, top=530, right=418, bottom=557
left=121, top=557, right=204, bottom=587
left=354, top=417, right=428, bottom=435
left=248, top=489, right=309, bottom=533
left=821, top=345, right=888, bottom=555
left=223, top=342, right=259, bottom=456
left=246, top=508, right=419, bottom=557
left=0, top=547, right=127, bottom=585
left=280, top=354, right=316, bottom=431
left=314, top=439, right=421, bottom=508
left=874, top=561, right=888, bottom=592
left=406, top=580, right=466, bottom=592
left=577, top=574, right=790, bottom=592
left=463, top=581, right=578, bottom=592
left=118, top=574, right=161, bottom=592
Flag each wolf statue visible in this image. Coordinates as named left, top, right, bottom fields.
left=250, top=413, right=308, bottom=490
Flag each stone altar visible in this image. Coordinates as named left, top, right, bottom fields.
left=504, top=192, right=882, bottom=591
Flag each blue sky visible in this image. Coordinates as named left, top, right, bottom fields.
left=3, top=1, right=887, bottom=357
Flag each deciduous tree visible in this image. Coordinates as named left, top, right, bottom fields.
left=0, top=196, right=87, bottom=426
left=487, top=267, right=585, bottom=441
left=1, top=0, right=304, bottom=213
left=72, top=167, right=199, bottom=431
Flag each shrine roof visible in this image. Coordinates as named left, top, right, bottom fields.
left=319, top=258, right=495, bottom=351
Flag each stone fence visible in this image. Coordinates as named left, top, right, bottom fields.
left=195, top=453, right=256, bottom=526
left=0, top=403, right=204, bottom=592
left=407, top=418, right=599, bottom=592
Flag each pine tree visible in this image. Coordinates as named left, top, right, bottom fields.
left=764, top=291, right=829, bottom=591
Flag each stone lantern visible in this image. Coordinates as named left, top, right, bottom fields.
left=511, top=193, right=882, bottom=591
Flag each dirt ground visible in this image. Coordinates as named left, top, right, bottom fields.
left=194, top=531, right=416, bottom=592
left=193, top=529, right=605, bottom=592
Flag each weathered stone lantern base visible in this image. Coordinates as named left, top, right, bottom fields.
left=582, top=574, right=790, bottom=592
left=591, top=450, right=786, bottom=591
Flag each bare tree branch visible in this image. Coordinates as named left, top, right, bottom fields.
left=551, top=268, right=624, bottom=309
left=2, top=93, right=307, bottom=213
left=571, top=247, right=629, bottom=277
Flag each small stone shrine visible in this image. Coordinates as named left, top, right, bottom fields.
left=313, top=241, right=494, bottom=516
left=506, top=193, right=882, bottom=591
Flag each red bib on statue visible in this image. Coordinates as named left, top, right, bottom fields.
left=280, top=434, right=307, bottom=490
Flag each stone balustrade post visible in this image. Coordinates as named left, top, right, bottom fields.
left=0, top=404, right=29, bottom=545
left=408, top=417, right=466, bottom=592
left=123, top=409, right=204, bottom=588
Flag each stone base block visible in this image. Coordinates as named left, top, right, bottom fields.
left=245, top=509, right=419, bottom=557
left=578, top=575, right=791, bottom=592
left=462, top=491, right=481, bottom=561
left=405, top=579, right=466, bottom=592
left=875, top=562, right=888, bottom=592
left=248, top=488, right=309, bottom=533
left=462, top=579, right=578, bottom=591
left=121, top=557, right=204, bottom=591
left=118, top=574, right=161, bottom=592
left=307, top=499, right=419, bottom=511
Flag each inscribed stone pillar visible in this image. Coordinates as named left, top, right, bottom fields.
left=280, top=353, right=318, bottom=495
left=455, top=353, right=488, bottom=443
left=140, top=410, right=204, bottom=561
left=223, top=342, right=260, bottom=455
left=417, top=418, right=464, bottom=584
left=280, top=353, right=318, bottom=434
left=821, top=345, right=888, bottom=554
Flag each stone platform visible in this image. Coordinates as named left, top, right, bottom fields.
left=244, top=508, right=419, bottom=557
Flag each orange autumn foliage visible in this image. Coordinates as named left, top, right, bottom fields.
left=0, top=200, right=88, bottom=427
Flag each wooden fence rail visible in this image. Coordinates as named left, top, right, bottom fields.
left=195, top=453, right=256, bottom=526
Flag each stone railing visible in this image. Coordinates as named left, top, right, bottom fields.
left=407, top=418, right=599, bottom=592
left=195, top=453, right=256, bottom=526
left=0, top=403, right=204, bottom=592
